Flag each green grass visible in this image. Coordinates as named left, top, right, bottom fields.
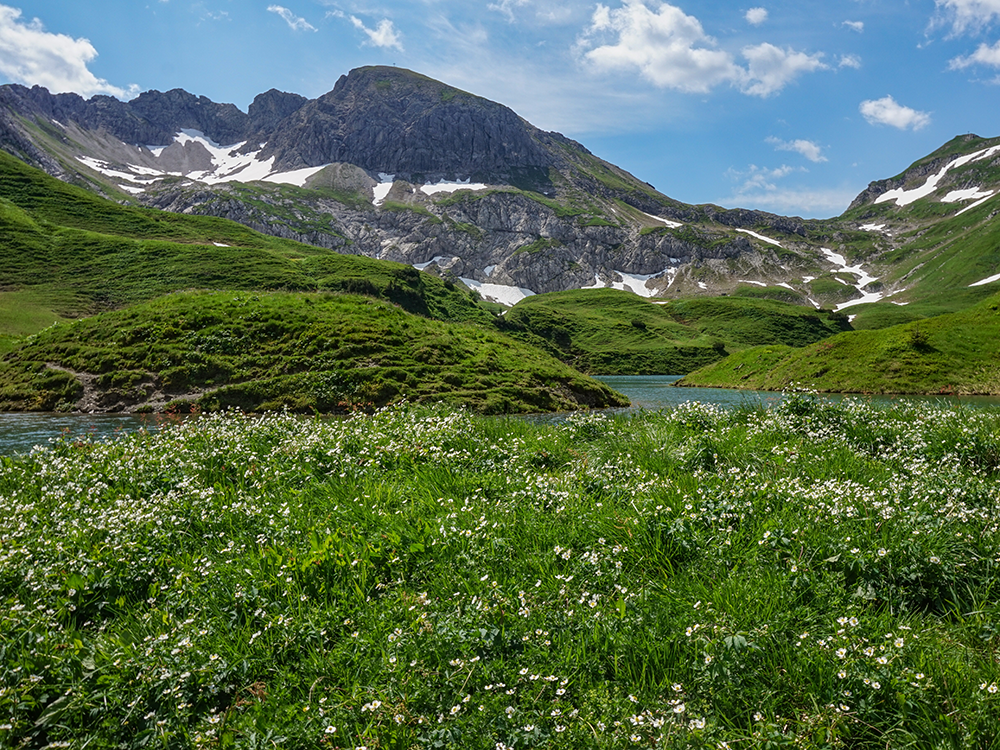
left=2, top=398, right=1000, bottom=748
left=0, top=291, right=627, bottom=414
left=0, top=289, right=74, bottom=354
left=678, top=290, right=1000, bottom=394
left=504, top=290, right=850, bottom=375
left=658, top=297, right=850, bottom=347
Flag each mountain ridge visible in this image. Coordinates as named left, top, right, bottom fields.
left=2, top=65, right=999, bottom=318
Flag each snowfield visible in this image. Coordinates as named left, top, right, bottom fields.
left=77, top=130, right=334, bottom=192
left=874, top=143, right=1000, bottom=208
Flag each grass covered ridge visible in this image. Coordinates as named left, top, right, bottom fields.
left=0, top=291, right=627, bottom=414
left=677, top=291, right=1000, bottom=395
left=504, top=289, right=851, bottom=375
left=2, top=398, right=1000, bottom=747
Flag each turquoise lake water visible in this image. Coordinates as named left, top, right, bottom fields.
left=2, top=376, right=998, bottom=455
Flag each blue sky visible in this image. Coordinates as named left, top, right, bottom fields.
left=1, top=1, right=999, bottom=218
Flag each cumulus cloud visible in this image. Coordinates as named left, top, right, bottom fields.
left=843, top=20, right=864, bottom=32
left=350, top=17, right=403, bottom=50
left=0, top=4, right=133, bottom=98
left=726, top=163, right=802, bottom=193
left=766, top=136, right=827, bottom=163
left=580, top=1, right=825, bottom=96
left=839, top=54, right=862, bottom=68
left=582, top=2, right=741, bottom=92
left=950, top=39, right=1000, bottom=67
left=267, top=5, right=316, bottom=32
left=935, top=0, right=1000, bottom=34
left=859, top=95, right=931, bottom=130
left=745, top=7, right=768, bottom=25
left=741, top=43, right=827, bottom=96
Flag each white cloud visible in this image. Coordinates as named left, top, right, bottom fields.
left=0, top=4, right=132, bottom=98
left=580, top=1, right=824, bottom=96
left=842, top=20, right=864, bottom=32
left=267, top=5, right=316, bottom=32
left=766, top=136, right=827, bottom=163
left=950, top=39, right=1000, bottom=67
left=350, top=16, right=403, bottom=50
left=839, top=54, right=862, bottom=69
left=740, top=43, right=827, bottom=97
left=581, top=2, right=739, bottom=93
left=859, top=95, right=931, bottom=130
left=935, top=0, right=1000, bottom=34
left=488, top=0, right=529, bottom=22
left=745, top=7, right=768, bottom=26
left=728, top=163, right=802, bottom=192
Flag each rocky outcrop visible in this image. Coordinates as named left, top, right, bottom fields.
left=247, top=89, right=308, bottom=134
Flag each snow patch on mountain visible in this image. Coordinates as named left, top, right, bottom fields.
left=263, top=164, right=330, bottom=187
left=956, top=193, right=997, bottom=216
left=735, top=229, right=782, bottom=247
left=821, top=247, right=884, bottom=310
left=584, top=268, right=676, bottom=297
left=76, top=130, right=341, bottom=191
left=969, top=271, right=1000, bottom=287
left=373, top=174, right=395, bottom=206
left=420, top=179, right=489, bottom=196
left=874, top=143, right=1000, bottom=207
left=459, top=278, right=535, bottom=306
left=942, top=187, right=993, bottom=203
left=640, top=211, right=683, bottom=228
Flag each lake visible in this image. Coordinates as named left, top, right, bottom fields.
left=3, top=376, right=1000, bottom=455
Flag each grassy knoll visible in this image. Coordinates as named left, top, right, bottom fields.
left=504, top=289, right=850, bottom=375
left=2, top=398, right=1000, bottom=748
left=677, top=291, right=1000, bottom=394
left=658, top=297, right=851, bottom=348
left=0, top=291, right=626, bottom=414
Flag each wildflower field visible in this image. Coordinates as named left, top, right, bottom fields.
left=2, top=396, right=999, bottom=749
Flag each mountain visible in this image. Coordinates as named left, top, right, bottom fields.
left=3, top=66, right=1000, bottom=324
left=0, top=66, right=837, bottom=304
left=0, top=149, right=627, bottom=413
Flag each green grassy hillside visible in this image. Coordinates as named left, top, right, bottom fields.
left=0, top=291, right=627, bottom=414
left=0, top=151, right=495, bottom=336
left=677, top=291, right=1000, bottom=394
left=504, top=289, right=850, bottom=375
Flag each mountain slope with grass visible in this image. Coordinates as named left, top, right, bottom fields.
left=502, top=288, right=851, bottom=375
left=0, top=291, right=628, bottom=414
left=0, top=152, right=628, bottom=414
left=676, top=290, right=1000, bottom=394
left=0, top=149, right=494, bottom=329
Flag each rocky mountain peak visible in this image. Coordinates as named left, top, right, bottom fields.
left=127, top=88, right=250, bottom=145
left=260, top=65, right=560, bottom=180
left=247, top=89, right=308, bottom=134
